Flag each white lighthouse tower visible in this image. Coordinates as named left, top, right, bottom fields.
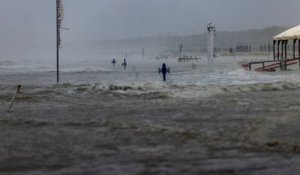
left=207, top=23, right=216, bottom=63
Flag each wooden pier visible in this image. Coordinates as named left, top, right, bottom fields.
left=242, top=58, right=300, bottom=72
left=242, top=25, right=300, bottom=72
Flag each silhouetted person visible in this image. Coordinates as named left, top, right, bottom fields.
left=122, top=59, right=127, bottom=69
left=158, top=63, right=170, bottom=81
left=111, top=58, right=117, bottom=67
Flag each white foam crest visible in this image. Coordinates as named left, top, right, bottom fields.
left=169, top=81, right=300, bottom=98
left=105, top=81, right=169, bottom=94
left=60, top=67, right=114, bottom=73
left=47, top=81, right=169, bottom=96
left=22, top=79, right=300, bottom=100
left=0, top=63, right=54, bottom=72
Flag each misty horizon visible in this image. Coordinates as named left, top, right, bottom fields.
left=1, top=0, right=300, bottom=60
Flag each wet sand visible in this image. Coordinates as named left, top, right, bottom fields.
left=0, top=84, right=300, bottom=175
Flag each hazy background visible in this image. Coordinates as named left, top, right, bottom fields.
left=0, top=0, right=300, bottom=62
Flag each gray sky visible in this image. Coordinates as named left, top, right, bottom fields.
left=1, top=0, right=300, bottom=60
left=1, top=0, right=300, bottom=41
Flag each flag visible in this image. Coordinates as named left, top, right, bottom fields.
left=57, top=0, right=64, bottom=21
left=57, top=0, right=64, bottom=47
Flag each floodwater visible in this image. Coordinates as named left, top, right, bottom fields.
left=1, top=55, right=300, bottom=174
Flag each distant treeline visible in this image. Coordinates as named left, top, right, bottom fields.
left=93, top=26, right=288, bottom=54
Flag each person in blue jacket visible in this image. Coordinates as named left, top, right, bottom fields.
left=122, top=59, right=127, bottom=69
left=158, top=63, right=170, bottom=81
left=111, top=58, right=117, bottom=67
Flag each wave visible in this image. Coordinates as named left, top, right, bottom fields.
left=59, top=67, right=114, bottom=73
left=0, top=61, right=113, bottom=74
left=169, top=81, right=300, bottom=98
left=2, top=80, right=300, bottom=102
left=0, top=63, right=54, bottom=72
left=55, top=81, right=300, bottom=99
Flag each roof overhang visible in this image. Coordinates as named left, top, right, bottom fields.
left=273, top=25, right=300, bottom=41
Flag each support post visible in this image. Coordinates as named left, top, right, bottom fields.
left=273, top=40, right=276, bottom=61
left=298, top=40, right=300, bottom=58
left=281, top=40, right=284, bottom=60
left=284, top=40, right=287, bottom=60
left=293, top=39, right=296, bottom=59
left=277, top=40, right=281, bottom=60
left=279, top=61, right=282, bottom=71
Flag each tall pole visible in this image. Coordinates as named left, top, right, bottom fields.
left=207, top=23, right=216, bottom=63
left=56, top=0, right=60, bottom=83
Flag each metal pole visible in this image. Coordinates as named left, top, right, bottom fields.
left=56, top=0, right=60, bottom=83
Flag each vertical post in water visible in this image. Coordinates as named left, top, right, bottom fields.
left=56, top=0, right=60, bottom=83
left=7, top=85, right=21, bottom=112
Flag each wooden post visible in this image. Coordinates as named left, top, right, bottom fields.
left=273, top=40, right=276, bottom=61
left=6, top=85, right=21, bottom=112
left=281, top=40, right=284, bottom=60
left=277, top=40, right=281, bottom=60
left=279, top=61, right=282, bottom=71
left=298, top=40, right=300, bottom=58
left=293, top=39, right=296, bottom=59
left=284, top=40, right=287, bottom=60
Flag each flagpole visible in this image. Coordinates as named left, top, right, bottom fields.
left=56, top=0, right=60, bottom=83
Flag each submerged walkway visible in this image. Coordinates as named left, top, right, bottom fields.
left=0, top=84, right=300, bottom=174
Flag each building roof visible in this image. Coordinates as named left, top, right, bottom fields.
left=273, top=25, right=300, bottom=41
